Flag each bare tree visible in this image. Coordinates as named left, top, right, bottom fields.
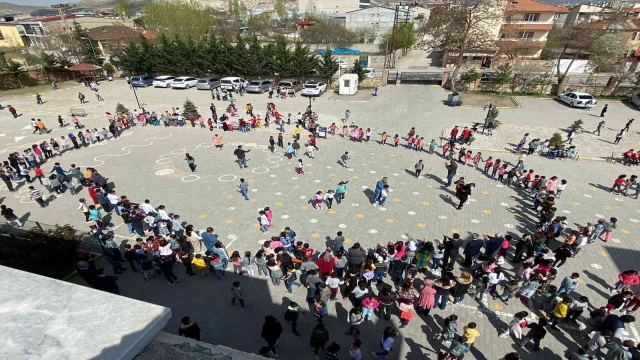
left=426, top=0, right=502, bottom=91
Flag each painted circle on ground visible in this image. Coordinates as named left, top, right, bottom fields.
left=155, top=158, right=174, bottom=165
left=361, top=186, right=369, bottom=189
left=417, top=223, right=426, bottom=228
left=326, top=166, right=332, bottom=169
left=348, top=168, right=354, bottom=172
left=218, top=174, right=237, bottom=182
left=496, top=184, right=504, bottom=188
left=615, top=198, right=624, bottom=202
left=267, top=157, right=283, bottom=163
left=251, top=189, right=258, bottom=192
left=612, top=238, right=621, bottom=243
left=281, top=215, right=289, bottom=219
left=504, top=224, right=514, bottom=229
left=181, top=175, right=200, bottom=183
left=309, top=219, right=318, bottom=223
left=228, top=207, right=236, bottom=210
left=595, top=214, right=604, bottom=218
left=584, top=194, right=592, bottom=198
left=630, top=219, right=640, bottom=223
left=300, top=196, right=307, bottom=199
left=314, top=180, right=321, bottom=183
left=352, top=203, right=359, bottom=207
left=400, top=234, right=409, bottom=239
left=412, top=192, right=420, bottom=195
left=392, top=173, right=399, bottom=176
left=471, top=219, right=480, bottom=224
left=438, top=215, right=447, bottom=220
left=408, top=211, right=416, bottom=215
left=338, top=224, right=347, bottom=228
left=292, top=177, right=299, bottom=180
left=275, top=192, right=282, bottom=195
left=500, top=203, right=509, bottom=206
left=591, top=264, right=603, bottom=269
left=369, top=229, right=378, bottom=234
left=155, top=169, right=175, bottom=176
left=379, top=207, right=387, bottom=211
left=227, top=234, right=237, bottom=240
left=311, top=233, right=320, bottom=238
left=388, top=189, right=394, bottom=192
left=369, top=171, right=376, bottom=174
left=270, top=174, right=277, bottom=178
left=252, top=167, right=269, bottom=174
left=258, top=239, right=267, bottom=245
left=562, top=210, right=571, bottom=214
left=470, top=199, right=477, bottom=202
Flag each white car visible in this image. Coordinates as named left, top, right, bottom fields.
left=557, top=92, right=597, bottom=108
left=302, top=81, right=327, bottom=96
left=152, top=75, right=175, bottom=88
left=338, top=60, right=349, bottom=69
left=170, top=76, right=198, bottom=89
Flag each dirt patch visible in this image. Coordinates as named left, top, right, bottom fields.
left=459, top=91, right=520, bottom=108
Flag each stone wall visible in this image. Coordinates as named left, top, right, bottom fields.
left=0, top=70, right=75, bottom=90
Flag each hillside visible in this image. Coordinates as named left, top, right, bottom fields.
left=0, top=2, right=45, bottom=15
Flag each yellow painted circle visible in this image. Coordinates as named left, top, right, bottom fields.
left=199, top=214, right=207, bottom=219
left=481, top=191, right=489, bottom=195
left=275, top=202, right=283, bottom=207
left=328, top=209, right=336, bottom=214
left=383, top=165, right=389, bottom=168
left=252, top=223, right=260, bottom=228
left=370, top=153, right=375, bottom=155
left=361, top=163, right=367, bottom=166
left=250, top=199, right=257, bottom=203
left=621, top=229, right=631, bottom=234
left=329, top=173, right=336, bottom=177
left=426, top=184, right=433, bottom=188
left=422, top=201, right=430, bottom=206
left=390, top=154, right=396, bottom=157
left=400, top=182, right=407, bottom=186
left=571, top=202, right=580, bottom=206
left=225, top=219, right=235, bottom=224
left=450, top=228, right=458, bottom=233
left=226, top=195, right=234, bottom=199
left=492, top=303, right=503, bottom=311
left=311, top=232, right=320, bottom=238
left=270, top=182, right=278, bottom=186
left=417, top=223, right=426, bottom=228
left=392, top=198, right=401, bottom=203
left=308, top=171, right=314, bottom=174
left=293, top=185, right=300, bottom=189
left=604, top=206, right=612, bottom=209
left=355, top=214, right=365, bottom=219
left=301, top=206, right=308, bottom=210
left=247, top=179, right=255, bottom=183
left=287, top=169, right=293, bottom=172
left=482, top=210, right=492, bottom=214
left=599, top=251, right=608, bottom=257
left=352, top=176, right=359, bottom=179
left=344, top=237, right=352, bottom=243
left=385, top=219, right=394, bottom=223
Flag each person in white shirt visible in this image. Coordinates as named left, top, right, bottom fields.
left=306, top=145, right=315, bottom=159
left=488, top=269, right=506, bottom=298
left=323, top=190, right=335, bottom=210
left=259, top=210, right=269, bottom=233
left=107, top=190, right=120, bottom=215
left=139, top=199, right=156, bottom=215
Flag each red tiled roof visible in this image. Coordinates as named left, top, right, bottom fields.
left=624, top=8, right=640, bottom=13
left=295, top=20, right=317, bottom=25
left=506, top=0, right=564, bottom=12
left=69, top=63, right=101, bottom=71
left=86, top=26, right=140, bottom=42
left=556, top=5, right=569, bottom=13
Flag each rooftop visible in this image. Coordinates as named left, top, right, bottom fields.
left=506, top=0, right=565, bottom=13
left=86, top=25, right=141, bottom=42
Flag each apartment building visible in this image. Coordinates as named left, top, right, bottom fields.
left=499, top=0, right=567, bottom=58
left=565, top=4, right=618, bottom=26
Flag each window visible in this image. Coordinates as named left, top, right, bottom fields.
left=524, top=13, right=540, bottom=21
left=0, top=29, right=4, bottom=40
left=518, top=31, right=534, bottom=39
left=632, top=32, right=638, bottom=41
left=554, top=13, right=561, bottom=19
left=500, top=32, right=507, bottom=39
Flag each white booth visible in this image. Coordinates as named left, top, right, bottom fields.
left=339, top=74, right=359, bottom=95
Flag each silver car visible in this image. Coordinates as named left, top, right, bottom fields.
left=246, top=79, right=272, bottom=93
left=196, top=77, right=221, bottom=90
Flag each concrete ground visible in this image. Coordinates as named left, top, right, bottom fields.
left=1, top=81, right=639, bottom=360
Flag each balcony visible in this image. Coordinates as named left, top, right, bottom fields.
left=500, top=39, right=548, bottom=47
left=501, top=23, right=553, bottom=30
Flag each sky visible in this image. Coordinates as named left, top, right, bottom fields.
left=3, top=0, right=81, bottom=6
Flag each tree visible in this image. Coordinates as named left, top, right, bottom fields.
left=289, top=42, right=318, bottom=79
left=546, top=23, right=626, bottom=83
left=612, top=60, right=638, bottom=94
left=274, top=0, right=288, bottom=23
left=245, top=35, right=266, bottom=76
left=570, top=119, right=584, bottom=133
left=5, top=61, right=27, bottom=88
left=495, top=63, right=512, bottom=93
left=426, top=1, right=501, bottom=91
left=349, top=59, right=366, bottom=81
left=271, top=35, right=293, bottom=77
left=183, top=99, right=199, bottom=118
left=116, top=103, right=129, bottom=116
left=102, top=62, right=115, bottom=75
left=0, top=49, right=8, bottom=70
left=143, top=0, right=216, bottom=38
left=247, top=13, right=272, bottom=36
left=116, top=40, right=150, bottom=74
left=300, top=18, right=358, bottom=49
left=56, top=55, right=73, bottom=70
left=484, top=104, right=500, bottom=129
left=549, top=132, right=563, bottom=147
left=38, top=52, right=58, bottom=81
left=318, top=49, right=339, bottom=84
left=71, top=21, right=103, bottom=65
left=116, top=0, right=132, bottom=17
left=353, top=26, right=377, bottom=44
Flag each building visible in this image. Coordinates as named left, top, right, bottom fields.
left=345, top=6, right=414, bottom=34
left=0, top=22, right=25, bottom=48
left=579, top=18, right=640, bottom=57
left=553, top=6, right=569, bottom=27
left=499, top=0, right=567, bottom=58
left=86, top=25, right=142, bottom=57
left=297, top=0, right=360, bottom=14
left=565, top=4, right=618, bottom=26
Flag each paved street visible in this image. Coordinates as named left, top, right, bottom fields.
left=1, top=81, right=639, bottom=359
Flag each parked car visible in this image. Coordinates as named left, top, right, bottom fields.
left=278, top=79, right=302, bottom=92
left=557, top=92, right=597, bottom=108
left=246, top=79, right=272, bottom=93
left=301, top=81, right=327, bottom=96
left=171, top=76, right=198, bottom=89
left=130, top=75, right=154, bottom=87
left=480, top=72, right=500, bottom=82
left=220, top=77, right=248, bottom=90
left=630, top=92, right=640, bottom=109
left=196, top=77, right=221, bottom=90
left=152, top=75, right=175, bottom=88
left=364, top=68, right=375, bottom=79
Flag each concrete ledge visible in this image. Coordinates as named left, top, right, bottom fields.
left=138, top=332, right=265, bottom=360
left=0, top=266, right=171, bottom=360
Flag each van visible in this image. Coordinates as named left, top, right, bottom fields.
left=278, top=79, right=302, bottom=92
left=130, top=75, right=154, bottom=87
left=220, top=77, right=247, bottom=90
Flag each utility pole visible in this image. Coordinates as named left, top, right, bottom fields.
left=51, top=3, right=78, bottom=61
left=384, top=5, right=400, bottom=70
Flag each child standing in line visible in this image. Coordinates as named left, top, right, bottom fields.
left=192, top=254, right=208, bottom=278
left=483, top=156, right=494, bottom=172
left=427, top=139, right=438, bottom=154
left=277, top=133, right=284, bottom=148
left=349, top=339, right=363, bottom=360
left=380, top=131, right=388, bottom=145
left=296, top=159, right=305, bottom=174
left=365, top=128, right=372, bottom=142
left=431, top=244, right=444, bottom=272
left=264, top=207, right=273, bottom=228
left=141, top=256, right=154, bottom=280
left=464, top=150, right=473, bottom=164
left=230, top=281, right=248, bottom=309
left=341, top=152, right=350, bottom=168
left=393, top=134, right=400, bottom=147
left=417, top=137, right=426, bottom=152
left=342, top=125, right=349, bottom=138
left=473, top=152, right=482, bottom=167
left=230, top=251, right=243, bottom=275
left=407, top=135, right=415, bottom=149
left=433, top=314, right=459, bottom=341
left=314, top=191, right=324, bottom=211
left=378, top=184, right=389, bottom=207
left=398, top=299, right=414, bottom=328
left=556, top=179, right=568, bottom=198
left=242, top=251, right=255, bottom=278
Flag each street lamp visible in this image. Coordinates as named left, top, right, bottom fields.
left=131, top=85, right=142, bottom=110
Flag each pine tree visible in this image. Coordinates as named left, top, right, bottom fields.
left=318, top=49, right=339, bottom=85
left=183, top=99, right=199, bottom=118
left=349, top=59, right=366, bottom=81
left=549, top=132, right=563, bottom=147
left=484, top=105, right=501, bottom=129
left=116, top=103, right=129, bottom=116
left=570, top=119, right=584, bottom=133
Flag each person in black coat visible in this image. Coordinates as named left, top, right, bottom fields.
left=178, top=316, right=201, bottom=341
left=158, top=255, right=179, bottom=284
left=284, top=301, right=304, bottom=336
left=76, top=261, right=97, bottom=287
left=442, top=233, right=463, bottom=271
left=94, top=268, right=119, bottom=294
left=261, top=315, right=283, bottom=357
left=462, top=233, right=483, bottom=267
left=513, top=235, right=534, bottom=264
left=309, top=323, right=329, bottom=357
